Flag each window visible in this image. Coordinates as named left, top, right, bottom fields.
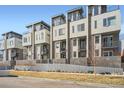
left=103, top=16, right=116, bottom=27
left=77, top=24, right=85, bottom=32
left=79, top=39, right=86, bottom=49
left=55, top=30, right=57, bottom=36
left=10, top=41, right=13, bottom=46
left=94, top=20, right=97, bottom=29
left=95, top=50, right=99, bottom=56
left=103, top=18, right=107, bottom=27
left=78, top=51, right=86, bottom=57
left=73, top=13, right=76, bottom=21
left=59, top=28, right=65, bottom=36
left=41, top=32, right=44, bottom=39
left=38, top=34, right=40, bottom=40
left=73, top=51, right=76, bottom=57
left=108, top=16, right=116, bottom=26
left=56, top=42, right=59, bottom=48
left=60, top=41, right=66, bottom=51
left=95, top=36, right=99, bottom=44
left=24, top=37, right=27, bottom=43
left=72, top=26, right=75, bottom=33
left=28, top=37, right=30, bottom=42
left=103, top=51, right=113, bottom=56
left=103, top=36, right=113, bottom=47
left=36, top=34, right=38, bottom=40
left=60, top=52, right=66, bottom=58
left=73, top=39, right=76, bottom=46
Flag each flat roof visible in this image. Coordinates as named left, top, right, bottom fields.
left=52, top=13, right=65, bottom=19
left=26, top=20, right=50, bottom=28
left=2, top=31, right=22, bottom=37
left=67, top=6, right=83, bottom=14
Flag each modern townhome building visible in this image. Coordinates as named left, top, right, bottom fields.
left=50, top=5, right=121, bottom=68
left=22, top=21, right=50, bottom=61
left=0, top=31, right=23, bottom=63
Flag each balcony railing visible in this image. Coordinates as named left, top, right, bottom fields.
left=102, top=41, right=119, bottom=48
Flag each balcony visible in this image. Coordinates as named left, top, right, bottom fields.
left=102, top=41, right=119, bottom=48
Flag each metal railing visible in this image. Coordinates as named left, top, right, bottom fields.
left=102, top=41, right=119, bottom=48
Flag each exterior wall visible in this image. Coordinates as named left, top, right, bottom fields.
left=53, top=24, right=67, bottom=41
left=70, top=18, right=88, bottom=38
left=121, top=40, right=124, bottom=56
left=91, top=10, right=121, bottom=35
left=22, top=32, right=32, bottom=46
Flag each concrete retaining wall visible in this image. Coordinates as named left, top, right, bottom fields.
left=52, top=59, right=67, bottom=64
left=16, top=60, right=36, bottom=65
left=70, top=58, right=87, bottom=66
left=15, top=64, right=123, bottom=75
left=121, top=63, right=124, bottom=71
left=0, top=66, right=12, bottom=70
left=95, top=56, right=121, bottom=68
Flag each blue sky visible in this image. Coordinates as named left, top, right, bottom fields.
left=0, top=5, right=124, bottom=39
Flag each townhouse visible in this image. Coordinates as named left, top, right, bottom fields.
left=0, top=31, right=23, bottom=62
left=50, top=5, right=121, bottom=67
left=0, top=5, right=122, bottom=70
left=22, top=21, right=50, bottom=61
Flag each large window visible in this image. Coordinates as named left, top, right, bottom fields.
left=10, top=40, right=13, bottom=46
left=60, top=41, right=66, bottom=51
left=72, top=26, right=75, bottom=33
left=103, top=51, right=113, bottom=56
left=59, top=28, right=65, bottom=36
left=79, top=38, right=86, bottom=49
left=77, top=24, right=85, bottom=32
left=95, top=36, right=99, bottom=44
left=94, top=20, right=97, bottom=29
left=103, top=36, right=113, bottom=47
left=103, top=16, right=116, bottom=27
left=24, top=37, right=27, bottom=43
left=108, top=16, right=116, bottom=26
left=41, top=32, right=44, bottom=39
left=55, top=30, right=57, bottom=36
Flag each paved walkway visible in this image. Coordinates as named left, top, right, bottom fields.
left=0, top=76, right=124, bottom=88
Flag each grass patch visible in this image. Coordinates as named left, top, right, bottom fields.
left=9, top=70, right=124, bottom=85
